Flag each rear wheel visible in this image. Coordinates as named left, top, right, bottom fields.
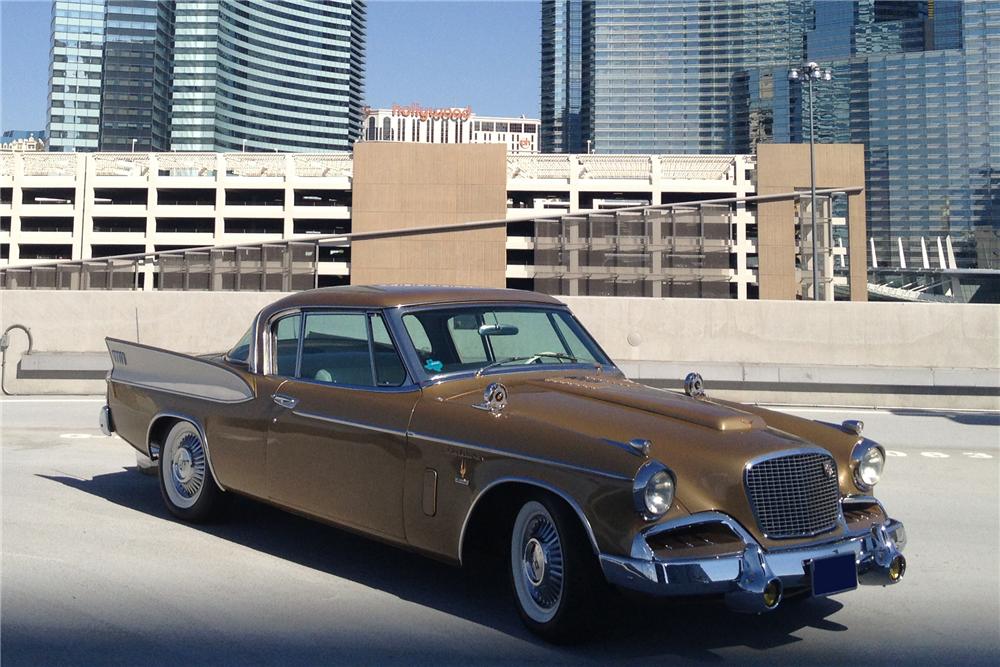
left=158, top=421, right=223, bottom=522
left=509, top=495, right=603, bottom=643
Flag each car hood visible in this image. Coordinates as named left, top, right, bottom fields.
left=419, top=370, right=858, bottom=547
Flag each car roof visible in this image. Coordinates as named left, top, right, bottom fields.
left=265, top=285, right=564, bottom=312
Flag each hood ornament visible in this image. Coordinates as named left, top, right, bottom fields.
left=684, top=372, right=705, bottom=398
left=473, top=382, right=508, bottom=415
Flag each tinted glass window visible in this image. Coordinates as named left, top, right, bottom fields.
left=300, top=313, right=373, bottom=386
left=274, top=315, right=301, bottom=376
left=370, top=314, right=407, bottom=386
left=227, top=326, right=252, bottom=364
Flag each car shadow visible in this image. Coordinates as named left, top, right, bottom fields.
left=39, top=467, right=848, bottom=660
left=886, top=408, right=1000, bottom=427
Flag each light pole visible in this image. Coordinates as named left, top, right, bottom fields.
left=789, top=61, right=832, bottom=300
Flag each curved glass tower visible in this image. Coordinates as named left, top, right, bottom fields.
left=171, top=0, right=366, bottom=152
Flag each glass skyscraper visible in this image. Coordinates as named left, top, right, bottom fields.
left=540, top=0, right=999, bottom=268
left=47, top=0, right=366, bottom=153
left=48, top=0, right=107, bottom=151
left=170, top=0, right=366, bottom=152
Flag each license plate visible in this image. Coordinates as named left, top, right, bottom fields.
left=811, top=552, right=858, bottom=596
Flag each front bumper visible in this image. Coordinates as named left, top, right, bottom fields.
left=600, top=505, right=906, bottom=613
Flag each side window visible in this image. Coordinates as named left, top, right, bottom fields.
left=273, top=315, right=301, bottom=377
left=370, top=314, right=407, bottom=386
left=300, top=312, right=373, bottom=386
left=227, top=326, right=252, bottom=364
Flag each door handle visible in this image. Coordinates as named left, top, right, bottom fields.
left=272, top=393, right=298, bottom=409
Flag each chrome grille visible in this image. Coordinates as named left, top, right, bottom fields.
left=744, top=452, right=841, bottom=539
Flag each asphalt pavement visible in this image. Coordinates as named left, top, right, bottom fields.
left=2, top=397, right=998, bottom=666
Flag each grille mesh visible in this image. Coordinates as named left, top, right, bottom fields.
left=745, top=452, right=841, bottom=539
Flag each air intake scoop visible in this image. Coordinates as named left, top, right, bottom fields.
left=536, top=376, right=765, bottom=432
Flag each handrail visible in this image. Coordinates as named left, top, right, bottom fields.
left=0, top=187, right=862, bottom=272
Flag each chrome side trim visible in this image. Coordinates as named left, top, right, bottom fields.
left=146, top=411, right=225, bottom=492
left=406, top=431, right=633, bottom=482
left=292, top=409, right=408, bottom=438
left=458, top=476, right=601, bottom=563
left=110, top=377, right=255, bottom=405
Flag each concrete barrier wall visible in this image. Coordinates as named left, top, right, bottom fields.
left=2, top=291, right=997, bottom=408
left=561, top=296, right=1000, bottom=409
left=1, top=291, right=287, bottom=395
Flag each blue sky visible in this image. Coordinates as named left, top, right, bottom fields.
left=0, top=0, right=541, bottom=131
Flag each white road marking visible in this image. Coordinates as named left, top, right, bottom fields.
left=963, top=452, right=994, bottom=459
left=59, top=433, right=108, bottom=439
left=921, top=451, right=951, bottom=458
left=886, top=450, right=907, bottom=457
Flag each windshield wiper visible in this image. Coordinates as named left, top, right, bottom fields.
left=475, top=352, right=581, bottom=377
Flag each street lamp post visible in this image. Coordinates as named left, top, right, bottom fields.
left=789, top=62, right=832, bottom=300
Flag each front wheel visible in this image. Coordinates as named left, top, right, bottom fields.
left=158, top=421, right=223, bottom=522
left=509, top=496, right=603, bottom=643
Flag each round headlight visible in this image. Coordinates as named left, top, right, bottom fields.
left=633, top=462, right=675, bottom=518
left=853, top=442, right=885, bottom=489
left=644, top=470, right=675, bottom=516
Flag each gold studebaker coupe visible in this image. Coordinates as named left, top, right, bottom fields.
left=101, top=286, right=906, bottom=642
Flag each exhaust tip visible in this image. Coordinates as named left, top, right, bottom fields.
left=762, top=578, right=782, bottom=609
left=888, top=554, right=906, bottom=582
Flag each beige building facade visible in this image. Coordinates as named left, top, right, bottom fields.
left=350, top=143, right=508, bottom=288
left=757, top=143, right=867, bottom=301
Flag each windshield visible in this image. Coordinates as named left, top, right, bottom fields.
left=401, top=306, right=611, bottom=377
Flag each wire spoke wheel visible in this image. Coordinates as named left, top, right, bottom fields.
left=511, top=501, right=565, bottom=624
left=162, top=423, right=208, bottom=510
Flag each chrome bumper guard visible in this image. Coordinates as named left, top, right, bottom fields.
left=600, top=505, right=906, bottom=613
left=99, top=405, right=114, bottom=436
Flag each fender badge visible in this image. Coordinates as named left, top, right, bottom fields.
left=455, top=458, right=470, bottom=486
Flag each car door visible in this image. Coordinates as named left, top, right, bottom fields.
left=265, top=309, right=419, bottom=541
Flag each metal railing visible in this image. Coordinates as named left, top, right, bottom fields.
left=0, top=187, right=862, bottom=294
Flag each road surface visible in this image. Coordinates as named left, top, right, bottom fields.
left=2, top=398, right=997, bottom=665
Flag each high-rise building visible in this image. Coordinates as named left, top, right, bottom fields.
left=48, top=0, right=107, bottom=151
left=47, top=0, right=367, bottom=153
left=170, top=1, right=366, bottom=152
left=540, top=0, right=998, bottom=268
left=98, top=1, right=174, bottom=152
